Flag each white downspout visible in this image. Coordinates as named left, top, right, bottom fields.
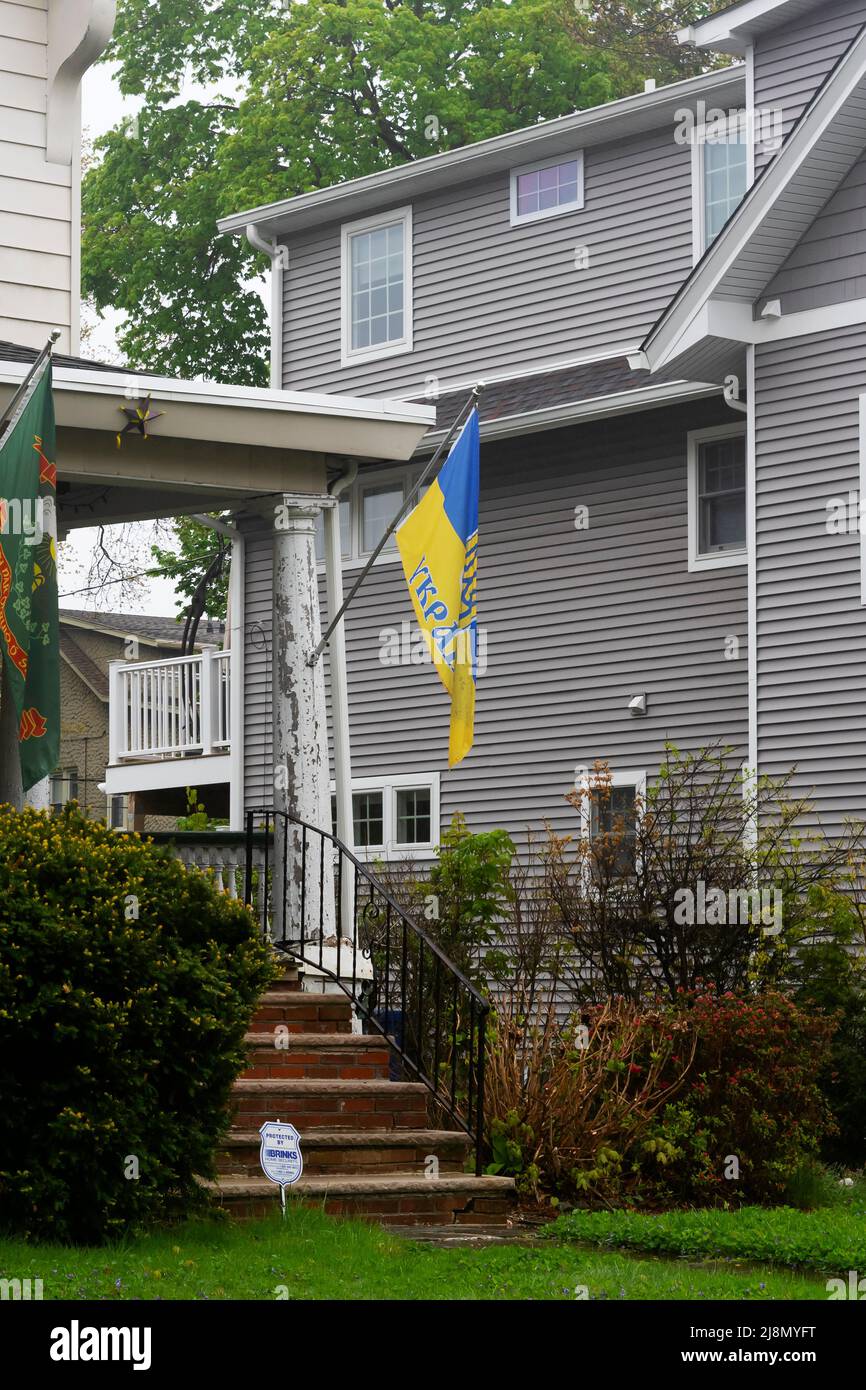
left=192, top=514, right=245, bottom=830
left=246, top=223, right=284, bottom=391
left=324, top=462, right=357, bottom=934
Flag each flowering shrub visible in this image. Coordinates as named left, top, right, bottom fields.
left=0, top=804, right=274, bottom=1242
left=651, top=990, right=837, bottom=1206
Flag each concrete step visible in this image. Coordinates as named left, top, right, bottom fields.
left=230, top=1078, right=429, bottom=1130
left=243, top=1032, right=391, bottom=1080
left=249, top=992, right=353, bottom=1035
left=216, top=1127, right=473, bottom=1177
left=208, top=1173, right=515, bottom=1226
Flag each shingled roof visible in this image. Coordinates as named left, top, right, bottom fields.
left=60, top=609, right=225, bottom=647
left=0, top=340, right=130, bottom=375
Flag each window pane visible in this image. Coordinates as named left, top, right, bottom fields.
left=396, top=788, right=431, bottom=844
left=703, top=128, right=748, bottom=247
left=353, top=791, right=383, bottom=848
left=698, top=436, right=746, bottom=554
left=515, top=159, right=580, bottom=218
left=589, top=783, right=638, bottom=876
left=362, top=483, right=402, bottom=552
left=349, top=221, right=404, bottom=352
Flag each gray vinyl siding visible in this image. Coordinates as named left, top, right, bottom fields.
left=238, top=399, right=747, bottom=839
left=241, top=520, right=274, bottom=810
left=753, top=0, right=866, bottom=175
left=280, top=126, right=694, bottom=400
left=754, top=323, right=866, bottom=838
left=761, top=147, right=866, bottom=313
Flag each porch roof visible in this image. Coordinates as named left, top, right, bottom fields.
left=0, top=342, right=435, bottom=530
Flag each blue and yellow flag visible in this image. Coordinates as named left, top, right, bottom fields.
left=396, top=410, right=479, bottom=767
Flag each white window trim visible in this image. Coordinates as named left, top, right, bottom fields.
left=509, top=150, right=584, bottom=227
left=316, top=462, right=421, bottom=571
left=687, top=422, right=748, bottom=572
left=331, top=771, right=440, bottom=860
left=340, top=205, right=413, bottom=368
left=690, top=110, right=747, bottom=264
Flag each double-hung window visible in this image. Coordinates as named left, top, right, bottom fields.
left=330, top=773, right=440, bottom=858
left=578, top=768, right=646, bottom=880
left=341, top=207, right=412, bottom=365
left=687, top=425, right=747, bottom=571
left=692, top=112, right=748, bottom=259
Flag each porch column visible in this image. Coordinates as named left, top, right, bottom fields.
left=272, top=493, right=335, bottom=946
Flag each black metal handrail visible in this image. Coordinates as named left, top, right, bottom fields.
left=243, top=807, right=489, bottom=1175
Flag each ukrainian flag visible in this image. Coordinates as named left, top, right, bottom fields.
left=396, top=409, right=480, bottom=767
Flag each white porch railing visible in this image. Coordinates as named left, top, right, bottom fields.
left=109, top=648, right=231, bottom=762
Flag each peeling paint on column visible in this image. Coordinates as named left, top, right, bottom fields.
left=271, top=494, right=336, bottom=943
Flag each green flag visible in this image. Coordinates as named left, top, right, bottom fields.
left=0, top=358, right=60, bottom=791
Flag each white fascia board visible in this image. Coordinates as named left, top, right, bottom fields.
left=643, top=29, right=866, bottom=373
left=677, top=0, right=819, bottom=56
left=706, top=295, right=866, bottom=344
left=104, top=754, right=232, bottom=796
left=0, top=359, right=433, bottom=428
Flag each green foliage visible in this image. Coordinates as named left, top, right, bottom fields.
left=426, top=813, right=515, bottom=984
left=0, top=1206, right=833, bottom=1300
left=648, top=990, right=836, bottom=1206
left=0, top=805, right=275, bottom=1243
left=82, top=0, right=709, bottom=378
left=783, top=885, right=866, bottom=1168
left=149, top=515, right=231, bottom=622
left=175, top=788, right=229, bottom=832
left=552, top=1198, right=866, bottom=1273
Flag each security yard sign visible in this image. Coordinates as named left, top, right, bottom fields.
left=259, top=1121, right=303, bottom=1216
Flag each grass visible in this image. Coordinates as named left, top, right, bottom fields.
left=552, top=1195, right=866, bottom=1274
left=0, top=1203, right=834, bottom=1301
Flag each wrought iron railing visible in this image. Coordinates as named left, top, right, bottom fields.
left=243, top=808, right=489, bottom=1175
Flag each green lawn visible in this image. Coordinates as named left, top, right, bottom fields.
left=0, top=1204, right=835, bottom=1301
left=552, top=1201, right=866, bottom=1273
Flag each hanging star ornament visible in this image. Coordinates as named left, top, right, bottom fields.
left=116, top=396, right=164, bottom=448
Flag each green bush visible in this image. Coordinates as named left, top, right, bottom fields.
left=0, top=804, right=275, bottom=1243
left=650, top=989, right=836, bottom=1205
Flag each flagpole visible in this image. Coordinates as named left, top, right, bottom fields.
left=308, top=382, right=484, bottom=667
left=0, top=331, right=60, bottom=446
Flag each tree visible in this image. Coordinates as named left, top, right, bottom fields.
left=82, top=0, right=713, bottom=382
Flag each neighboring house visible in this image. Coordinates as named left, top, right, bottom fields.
left=197, top=0, right=866, bottom=857
left=0, top=0, right=116, bottom=352
left=57, top=609, right=225, bottom=828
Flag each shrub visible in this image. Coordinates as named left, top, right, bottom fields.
left=484, top=996, right=695, bottom=1201
left=651, top=989, right=836, bottom=1205
left=0, top=805, right=274, bottom=1243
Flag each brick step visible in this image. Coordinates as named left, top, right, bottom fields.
left=242, top=1032, right=391, bottom=1080
left=216, top=1128, right=472, bottom=1177
left=231, top=1078, right=429, bottom=1130
left=262, top=965, right=303, bottom=995
left=249, top=992, right=353, bottom=1035
left=208, top=1174, right=515, bottom=1226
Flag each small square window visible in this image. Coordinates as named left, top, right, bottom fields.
left=353, top=791, right=384, bottom=848
left=510, top=153, right=584, bottom=225
left=395, top=787, right=431, bottom=845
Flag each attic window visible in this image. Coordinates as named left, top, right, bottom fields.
left=510, top=152, right=584, bottom=226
